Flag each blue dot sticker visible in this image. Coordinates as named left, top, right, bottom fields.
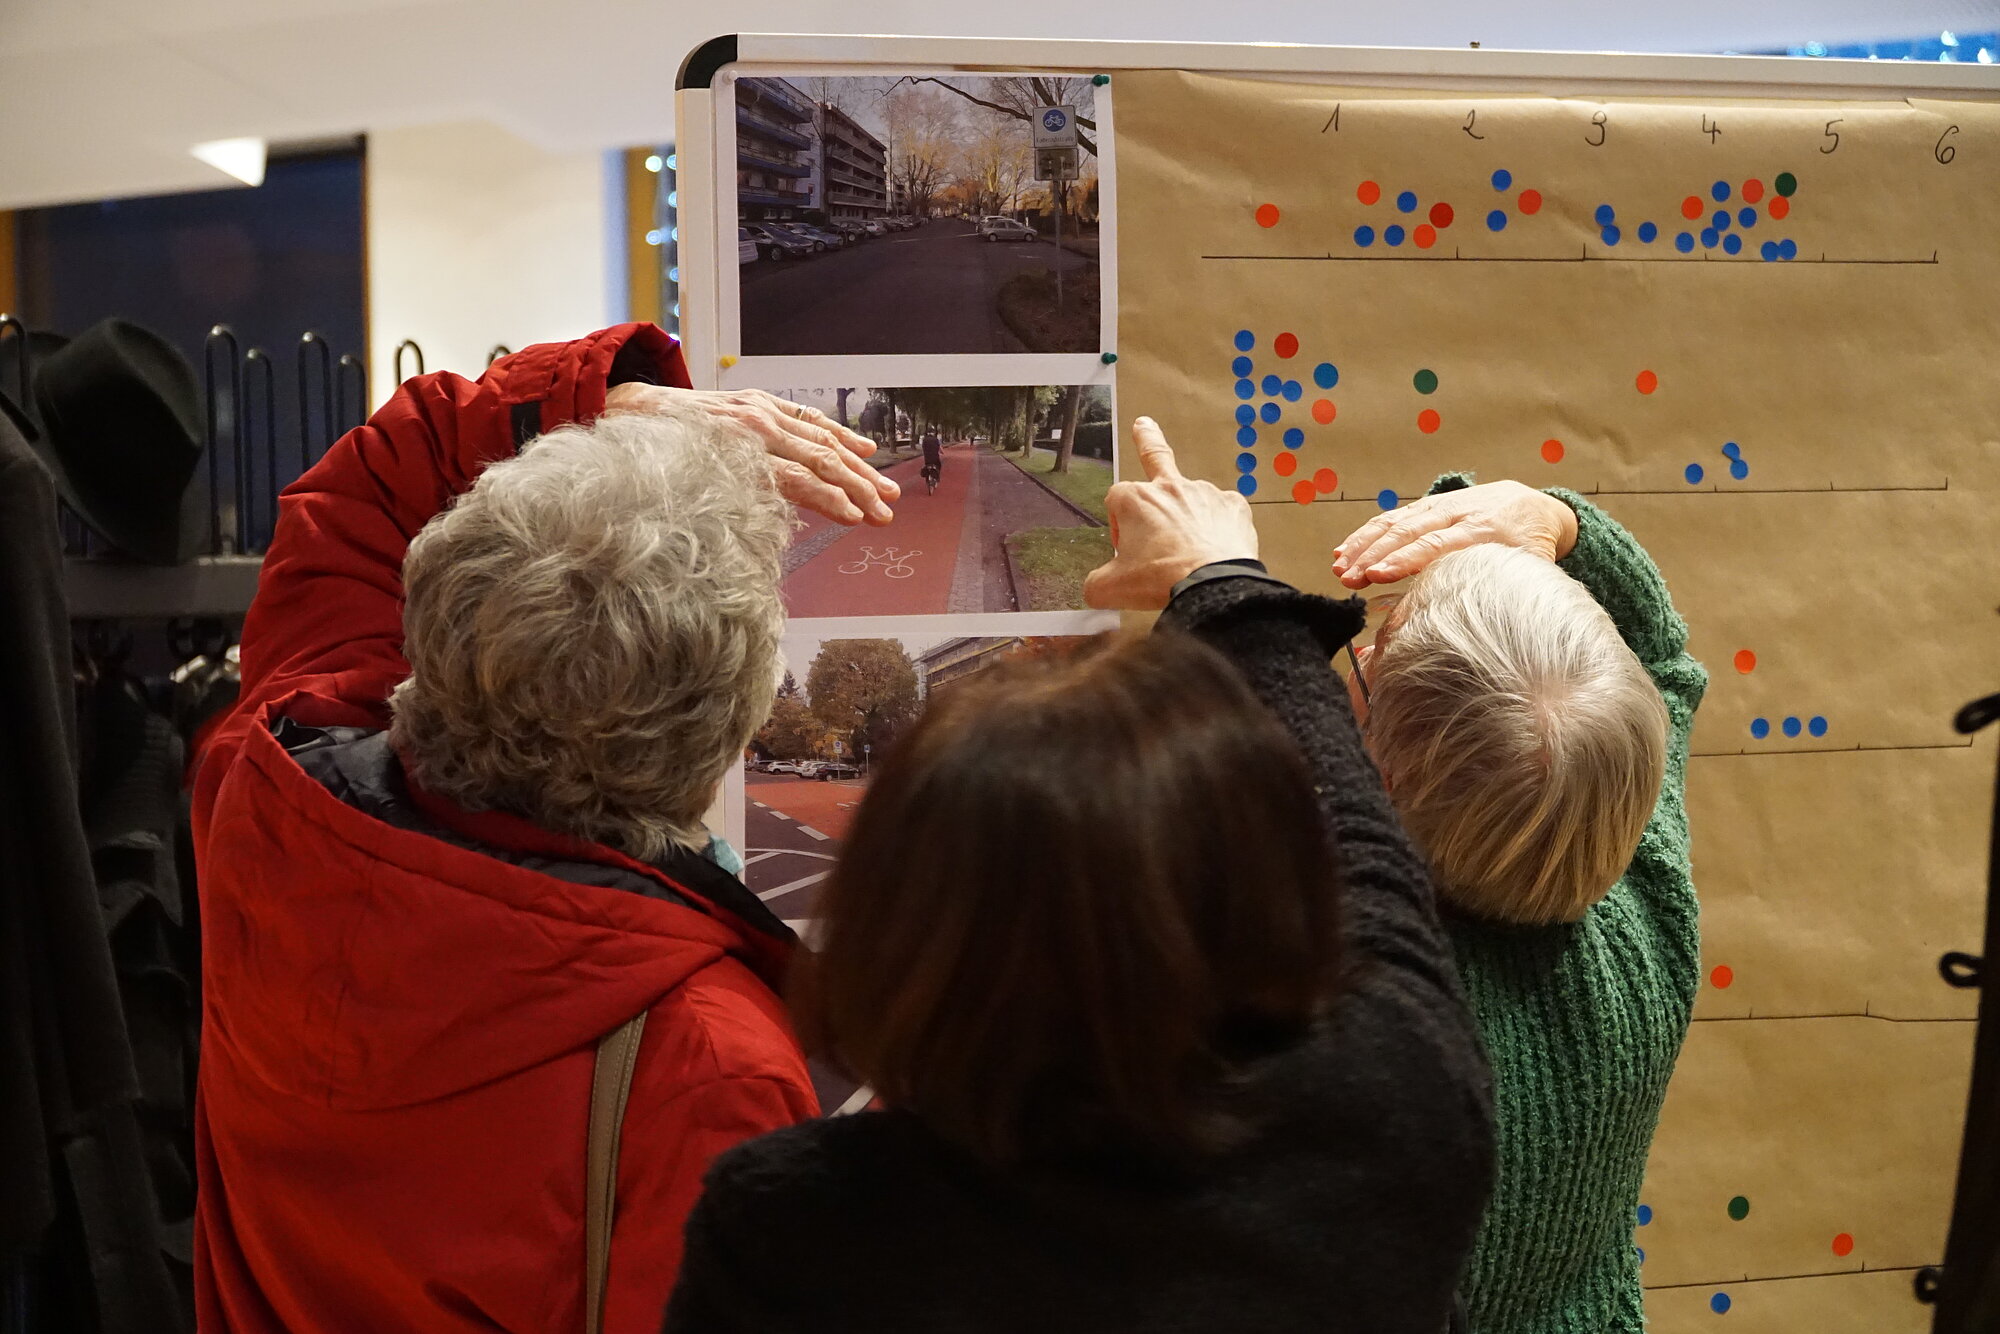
left=1760, top=240, right=1780, bottom=261
left=1713, top=210, right=1732, bottom=232
left=1354, top=225, right=1376, bottom=248
left=1232, top=355, right=1253, bottom=377
left=1638, top=221, right=1658, bottom=243
left=1377, top=489, right=1400, bottom=510
left=1686, top=463, right=1705, bottom=484
left=1283, top=427, right=1305, bottom=448
left=1313, top=362, right=1339, bottom=390
left=1262, top=374, right=1283, bottom=397
left=1385, top=224, right=1407, bottom=247
left=1594, top=203, right=1616, bottom=225
left=1492, top=168, right=1513, bottom=190
left=1234, top=330, right=1255, bottom=351
left=1637, top=1205, right=1654, bottom=1226
left=1751, top=718, right=1770, bottom=739
left=1729, top=457, right=1749, bottom=479
left=1601, top=225, right=1621, bottom=246
left=1779, top=238, right=1798, bottom=260
left=1260, top=402, right=1281, bottom=424
left=1236, top=404, right=1255, bottom=426
left=1676, top=232, right=1696, bottom=253
left=1281, top=380, right=1303, bottom=402
left=1236, top=426, right=1256, bottom=447
left=1487, top=209, right=1509, bottom=232
left=1783, top=716, right=1802, bottom=738
left=1809, top=715, right=1828, bottom=737
left=1712, top=180, right=1732, bottom=202
left=1701, top=227, right=1720, bottom=248
left=1236, top=451, right=1257, bottom=472
left=1722, top=442, right=1741, bottom=459
left=1236, top=474, right=1258, bottom=497
left=1235, top=379, right=1254, bottom=400
left=1723, top=233, right=1743, bottom=255
left=1710, top=1292, right=1732, bottom=1315
left=1396, top=190, right=1418, bottom=213
left=1636, top=1247, right=1646, bottom=1265
left=1738, top=207, right=1757, bottom=228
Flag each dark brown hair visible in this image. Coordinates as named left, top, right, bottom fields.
left=792, top=631, right=1344, bottom=1167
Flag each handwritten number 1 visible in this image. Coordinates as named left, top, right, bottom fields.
left=1322, top=105, right=1340, bottom=134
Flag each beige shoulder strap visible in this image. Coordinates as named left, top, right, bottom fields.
left=585, top=1012, right=648, bottom=1334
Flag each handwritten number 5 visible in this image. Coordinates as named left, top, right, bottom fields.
left=1936, top=125, right=1960, bottom=164
left=1821, top=118, right=1842, bottom=154
left=1586, top=110, right=1607, bottom=147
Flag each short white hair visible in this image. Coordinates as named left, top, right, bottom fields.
left=389, top=408, right=790, bottom=861
left=1366, top=544, right=1667, bottom=924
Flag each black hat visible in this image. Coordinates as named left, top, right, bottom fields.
left=0, top=326, right=70, bottom=443
left=30, top=319, right=206, bottom=566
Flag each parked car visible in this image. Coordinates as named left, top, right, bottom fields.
left=737, top=227, right=758, bottom=265
left=979, top=216, right=1038, bottom=242
left=815, top=761, right=861, bottom=781
left=795, top=224, right=850, bottom=249
left=863, top=219, right=887, bottom=237
left=743, top=223, right=817, bottom=261
left=832, top=219, right=870, bottom=241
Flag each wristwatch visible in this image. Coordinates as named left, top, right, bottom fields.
left=1167, top=558, right=1293, bottom=605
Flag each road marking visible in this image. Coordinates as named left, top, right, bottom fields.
left=766, top=811, right=791, bottom=821
left=751, top=801, right=767, bottom=809
left=799, top=825, right=830, bottom=841
left=742, top=851, right=782, bottom=866
left=758, top=870, right=829, bottom=901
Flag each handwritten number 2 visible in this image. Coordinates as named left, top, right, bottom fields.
left=1586, top=110, right=1607, bottom=147
left=1821, top=118, right=1842, bottom=154
left=1462, top=109, right=1485, bottom=140
left=1936, top=125, right=1960, bottom=164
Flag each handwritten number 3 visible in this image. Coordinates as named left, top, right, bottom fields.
left=1937, top=125, right=1960, bottom=164
left=1586, top=111, right=1607, bottom=147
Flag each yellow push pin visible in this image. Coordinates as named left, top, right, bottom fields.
left=720, top=354, right=738, bottom=368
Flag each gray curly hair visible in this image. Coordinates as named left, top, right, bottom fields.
left=389, top=408, right=790, bottom=861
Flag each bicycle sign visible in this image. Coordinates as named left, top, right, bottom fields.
left=1033, top=105, right=1077, bottom=149
left=837, top=547, right=921, bottom=580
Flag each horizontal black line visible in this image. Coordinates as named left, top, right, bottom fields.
left=1243, top=482, right=1950, bottom=505
left=1692, top=741, right=1976, bottom=757
left=1692, top=1012, right=1974, bottom=1024
left=1645, top=1264, right=1930, bottom=1292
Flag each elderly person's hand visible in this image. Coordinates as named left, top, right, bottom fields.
left=1084, top=418, right=1259, bottom=610
left=604, top=384, right=899, bottom=526
left=1332, top=481, right=1577, bottom=589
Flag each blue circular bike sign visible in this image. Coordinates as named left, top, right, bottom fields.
left=1042, top=108, right=1068, bottom=131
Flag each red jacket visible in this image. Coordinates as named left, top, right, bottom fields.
left=191, top=325, right=819, bottom=1334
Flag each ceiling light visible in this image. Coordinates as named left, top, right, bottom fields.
left=190, top=137, right=267, bottom=187
left=645, top=154, right=663, bottom=172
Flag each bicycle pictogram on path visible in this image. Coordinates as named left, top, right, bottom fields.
left=836, top=547, right=921, bottom=580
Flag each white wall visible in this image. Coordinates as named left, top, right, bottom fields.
left=366, top=120, right=618, bottom=407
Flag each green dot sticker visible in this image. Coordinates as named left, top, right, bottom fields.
left=1727, top=1195, right=1751, bottom=1221
left=1413, top=368, right=1439, bottom=395
left=1092, top=73, right=1110, bottom=86
left=1774, top=172, right=1797, bottom=197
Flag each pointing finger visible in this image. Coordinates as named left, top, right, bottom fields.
left=1131, top=417, right=1185, bottom=483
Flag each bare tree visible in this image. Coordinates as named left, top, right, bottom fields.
left=904, top=75, right=1099, bottom=157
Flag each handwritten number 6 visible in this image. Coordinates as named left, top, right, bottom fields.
left=1586, top=110, right=1607, bottom=147
left=1936, top=125, right=1960, bottom=164
left=1821, top=118, right=1842, bottom=154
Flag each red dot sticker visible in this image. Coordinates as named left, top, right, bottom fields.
left=1682, top=195, right=1705, bottom=220
left=1255, top=203, right=1281, bottom=228
left=1417, top=409, right=1441, bottom=434
left=1358, top=180, right=1381, bottom=205
left=1734, top=649, right=1757, bottom=674
left=1292, top=479, right=1316, bottom=506
left=1312, top=399, right=1336, bottom=424
left=1636, top=369, right=1658, bottom=395
left=1832, top=1233, right=1854, bottom=1258
left=1768, top=195, right=1791, bottom=220
left=1518, top=189, right=1543, bottom=215
left=1273, top=450, right=1298, bottom=477
left=1711, top=964, right=1734, bottom=989
left=1413, top=224, right=1437, bottom=248
left=1742, top=178, right=1765, bottom=204
left=1274, top=332, right=1300, bottom=359
left=1429, top=201, right=1454, bottom=228
left=1313, top=468, right=1338, bottom=493
left=1541, top=439, right=1565, bottom=464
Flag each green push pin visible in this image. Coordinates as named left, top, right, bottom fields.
left=1101, top=351, right=1118, bottom=364
left=1092, top=74, right=1110, bottom=86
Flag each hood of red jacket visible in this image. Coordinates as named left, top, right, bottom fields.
left=200, top=700, right=792, bottom=1112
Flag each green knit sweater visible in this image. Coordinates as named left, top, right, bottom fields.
left=1430, top=479, right=1707, bottom=1334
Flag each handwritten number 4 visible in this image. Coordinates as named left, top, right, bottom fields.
left=1702, top=114, right=1721, bottom=143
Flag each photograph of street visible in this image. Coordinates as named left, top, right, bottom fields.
left=733, top=74, right=1103, bottom=354
left=775, top=384, right=1113, bottom=616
